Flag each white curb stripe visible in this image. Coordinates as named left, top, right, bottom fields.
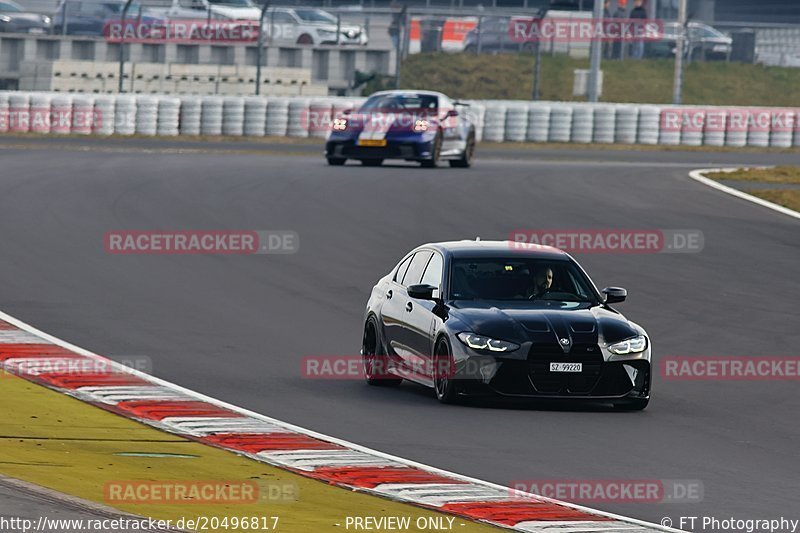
left=258, top=449, right=400, bottom=471
left=0, top=330, right=53, bottom=343
left=158, top=416, right=287, bottom=436
left=74, top=385, right=190, bottom=404
left=516, top=521, right=651, bottom=533
left=371, top=483, right=511, bottom=506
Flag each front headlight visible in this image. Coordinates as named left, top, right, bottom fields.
left=607, top=335, right=647, bottom=355
left=332, top=117, right=347, bottom=131
left=41, top=15, right=51, bottom=24
left=413, top=119, right=429, bottom=132
left=0, top=15, right=11, bottom=22
left=458, top=332, right=519, bottom=353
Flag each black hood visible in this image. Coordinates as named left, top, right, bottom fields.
left=448, top=300, right=640, bottom=353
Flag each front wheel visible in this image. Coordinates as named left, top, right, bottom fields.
left=433, top=338, right=459, bottom=403
left=420, top=132, right=442, bottom=168
left=449, top=130, right=475, bottom=168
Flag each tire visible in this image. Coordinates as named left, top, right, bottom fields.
left=360, top=159, right=383, bottom=167
left=449, top=130, right=475, bottom=168
left=362, top=318, right=402, bottom=387
left=296, top=34, right=314, bottom=45
left=614, top=398, right=649, bottom=411
left=420, top=131, right=442, bottom=168
left=327, top=157, right=346, bottom=166
left=433, top=338, right=459, bottom=403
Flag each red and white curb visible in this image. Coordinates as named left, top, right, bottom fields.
left=0, top=310, right=682, bottom=533
left=689, top=168, right=800, bottom=221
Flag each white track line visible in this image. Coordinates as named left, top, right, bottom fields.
left=0, top=309, right=683, bottom=533
left=688, top=167, right=800, bottom=221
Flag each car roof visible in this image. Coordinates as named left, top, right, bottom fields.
left=369, top=90, right=448, bottom=99
left=418, top=240, right=569, bottom=260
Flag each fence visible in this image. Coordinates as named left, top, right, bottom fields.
left=2, top=91, right=800, bottom=148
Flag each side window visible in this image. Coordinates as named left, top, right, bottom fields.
left=393, top=254, right=413, bottom=284
left=419, top=253, right=443, bottom=297
left=273, top=11, right=295, bottom=23
left=402, top=251, right=432, bottom=287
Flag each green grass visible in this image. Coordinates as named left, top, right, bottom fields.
left=383, top=53, right=800, bottom=105
left=707, top=166, right=800, bottom=184
left=745, top=189, right=800, bottom=212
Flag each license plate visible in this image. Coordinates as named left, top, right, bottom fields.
left=358, top=139, right=387, bottom=147
left=28, top=28, right=45, bottom=34
left=549, top=362, right=582, bottom=373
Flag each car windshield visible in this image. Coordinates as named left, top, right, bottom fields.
left=207, top=0, right=254, bottom=7
left=0, top=1, right=22, bottom=12
left=294, top=9, right=336, bottom=23
left=695, top=24, right=726, bottom=39
left=450, top=258, right=598, bottom=303
left=359, top=94, right=438, bottom=113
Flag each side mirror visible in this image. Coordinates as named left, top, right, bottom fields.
left=602, top=287, right=627, bottom=304
left=342, top=108, right=352, bottom=115
left=407, top=284, right=437, bottom=300
left=444, top=109, right=458, bottom=118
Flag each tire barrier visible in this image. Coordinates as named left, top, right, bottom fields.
left=1, top=91, right=800, bottom=148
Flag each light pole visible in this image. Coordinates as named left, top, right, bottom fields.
left=587, top=0, right=604, bottom=102
left=672, top=0, right=687, bottom=104
left=255, top=2, right=269, bottom=95
left=117, top=0, right=135, bottom=93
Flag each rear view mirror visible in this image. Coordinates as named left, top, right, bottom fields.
left=602, top=287, right=627, bottom=304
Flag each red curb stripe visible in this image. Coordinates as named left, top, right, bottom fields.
left=202, top=433, right=345, bottom=453
left=114, top=400, right=243, bottom=421
left=308, top=466, right=469, bottom=489
left=0, top=344, right=83, bottom=361
left=0, top=320, right=18, bottom=330
left=37, top=372, right=151, bottom=389
left=440, top=500, right=614, bottom=525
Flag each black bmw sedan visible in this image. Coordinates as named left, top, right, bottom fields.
left=361, top=240, right=651, bottom=409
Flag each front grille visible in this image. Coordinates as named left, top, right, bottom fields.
left=488, top=342, right=648, bottom=398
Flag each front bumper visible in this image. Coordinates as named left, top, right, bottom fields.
left=326, top=138, right=435, bottom=161
left=453, top=343, right=651, bottom=400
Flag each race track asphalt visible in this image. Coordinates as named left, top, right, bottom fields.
left=0, top=136, right=798, bottom=526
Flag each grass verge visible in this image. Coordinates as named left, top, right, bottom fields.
left=0, top=372, right=503, bottom=532
left=706, top=166, right=800, bottom=184
left=390, top=53, right=800, bottom=105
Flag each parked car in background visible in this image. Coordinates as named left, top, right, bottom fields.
left=0, top=0, right=51, bottom=34
left=52, top=0, right=151, bottom=35
left=646, top=21, right=732, bottom=60
left=462, top=16, right=531, bottom=54
left=151, top=0, right=261, bottom=25
left=265, top=7, right=367, bottom=46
